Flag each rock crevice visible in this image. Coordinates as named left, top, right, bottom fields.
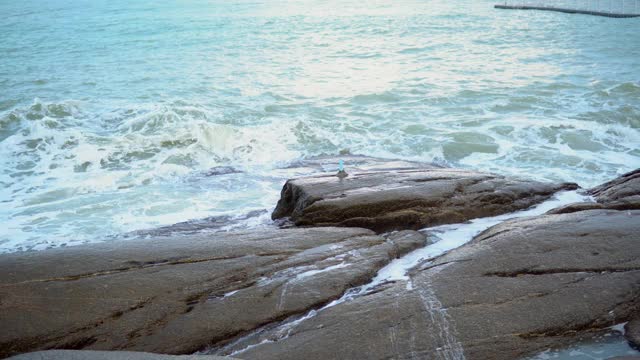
left=0, top=227, right=427, bottom=358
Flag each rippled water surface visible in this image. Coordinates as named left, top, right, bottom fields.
left=1, top=0, right=639, bottom=252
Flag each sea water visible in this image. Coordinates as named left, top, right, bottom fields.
left=1, top=0, right=639, bottom=252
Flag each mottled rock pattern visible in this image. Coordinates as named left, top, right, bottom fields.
left=0, top=228, right=427, bottom=358
left=272, top=165, right=577, bottom=233
left=234, top=209, right=640, bottom=360
left=8, top=350, right=232, bottom=360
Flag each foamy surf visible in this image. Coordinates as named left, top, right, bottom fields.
left=2, top=0, right=640, bottom=253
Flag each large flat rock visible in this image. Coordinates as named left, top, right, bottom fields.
left=231, top=209, right=640, bottom=360
left=7, top=350, right=232, bottom=360
left=0, top=228, right=427, bottom=358
left=124, top=156, right=440, bottom=238
left=272, top=163, right=577, bottom=233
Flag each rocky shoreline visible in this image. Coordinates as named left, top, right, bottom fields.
left=1, top=157, right=638, bottom=360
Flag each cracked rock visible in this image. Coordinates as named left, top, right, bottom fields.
left=272, top=158, right=577, bottom=233
left=589, top=169, right=640, bottom=206
left=550, top=169, right=640, bottom=215
left=7, top=350, right=234, bottom=360
left=0, top=227, right=427, bottom=358
left=235, top=209, right=640, bottom=360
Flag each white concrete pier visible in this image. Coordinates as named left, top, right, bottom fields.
left=495, top=0, right=640, bottom=17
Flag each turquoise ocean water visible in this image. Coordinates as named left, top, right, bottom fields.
left=1, top=0, right=639, bottom=252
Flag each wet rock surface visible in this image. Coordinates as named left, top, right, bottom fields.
left=627, top=316, right=640, bottom=350
left=0, top=227, right=427, bottom=358
left=127, top=210, right=269, bottom=238
left=233, top=209, right=640, bottom=360
left=589, top=169, right=640, bottom=206
left=272, top=164, right=577, bottom=233
left=3, top=164, right=639, bottom=360
left=551, top=169, right=640, bottom=215
left=7, top=350, right=233, bottom=360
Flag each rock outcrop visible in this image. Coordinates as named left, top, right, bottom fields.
left=3, top=162, right=639, bottom=360
left=230, top=208, right=640, bottom=359
left=0, top=228, right=427, bottom=358
left=272, top=165, right=577, bottom=233
left=8, top=350, right=232, bottom=360
left=590, top=169, right=640, bottom=205
left=550, top=169, right=640, bottom=214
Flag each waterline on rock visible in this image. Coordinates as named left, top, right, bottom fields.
left=417, top=275, right=466, bottom=360
left=364, top=190, right=591, bottom=288
left=525, top=323, right=639, bottom=359
left=211, top=190, right=591, bottom=356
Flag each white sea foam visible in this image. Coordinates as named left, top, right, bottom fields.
left=295, top=262, right=350, bottom=280
left=2, top=0, right=640, bottom=252
left=0, top=101, right=300, bottom=252
left=526, top=323, right=639, bottom=359
left=363, top=190, right=591, bottom=289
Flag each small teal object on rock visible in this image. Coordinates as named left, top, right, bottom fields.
left=337, top=159, right=348, bottom=178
